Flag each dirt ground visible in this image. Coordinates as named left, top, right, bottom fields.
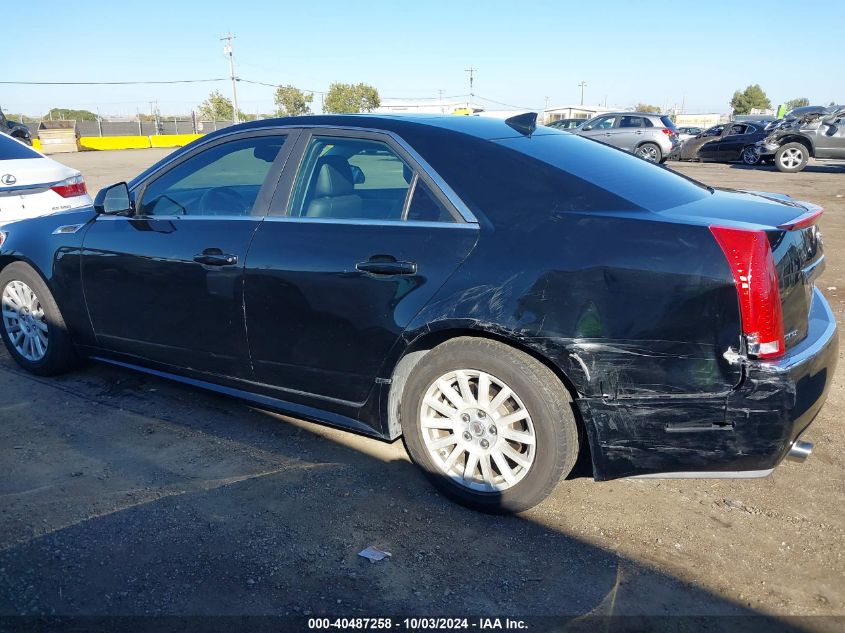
left=0, top=150, right=843, bottom=628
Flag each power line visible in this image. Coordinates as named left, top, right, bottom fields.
left=0, top=79, right=227, bottom=85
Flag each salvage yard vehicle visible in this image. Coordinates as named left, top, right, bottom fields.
left=546, top=118, right=584, bottom=130
left=572, top=112, right=679, bottom=163
left=0, top=108, right=32, bottom=146
left=0, top=133, right=92, bottom=226
left=0, top=114, right=837, bottom=512
left=676, top=121, right=770, bottom=164
left=756, top=104, right=845, bottom=173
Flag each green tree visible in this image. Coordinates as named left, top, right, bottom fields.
left=274, top=85, right=313, bottom=116
left=634, top=103, right=661, bottom=113
left=323, top=83, right=380, bottom=114
left=197, top=90, right=248, bottom=121
left=46, top=108, right=98, bottom=121
left=729, top=84, right=772, bottom=115
left=784, top=97, right=810, bottom=111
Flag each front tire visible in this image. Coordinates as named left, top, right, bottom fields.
left=635, top=142, right=662, bottom=163
left=401, top=338, right=579, bottom=513
left=0, top=262, right=77, bottom=376
left=775, top=142, right=809, bottom=173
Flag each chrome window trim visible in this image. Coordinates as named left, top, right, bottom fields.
left=127, top=123, right=477, bottom=224
left=261, top=216, right=477, bottom=230
left=94, top=214, right=262, bottom=222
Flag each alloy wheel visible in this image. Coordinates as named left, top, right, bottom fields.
left=780, top=147, right=804, bottom=169
left=419, top=369, right=536, bottom=492
left=742, top=147, right=760, bottom=165
left=636, top=145, right=659, bottom=162
left=1, top=280, right=49, bottom=362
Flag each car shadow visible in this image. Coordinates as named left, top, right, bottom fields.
left=0, top=356, right=820, bottom=631
left=728, top=162, right=845, bottom=174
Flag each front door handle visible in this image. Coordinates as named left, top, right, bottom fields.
left=356, top=256, right=417, bottom=276
left=193, top=248, right=238, bottom=266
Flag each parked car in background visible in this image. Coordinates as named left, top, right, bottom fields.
left=757, top=104, right=845, bottom=173
left=676, top=126, right=703, bottom=142
left=677, top=121, right=769, bottom=164
left=0, top=133, right=92, bottom=226
left=0, top=108, right=32, bottom=146
left=546, top=118, right=584, bottom=130
left=572, top=112, right=679, bottom=162
left=0, top=114, right=836, bottom=513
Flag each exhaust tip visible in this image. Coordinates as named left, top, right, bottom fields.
left=787, top=440, right=813, bottom=463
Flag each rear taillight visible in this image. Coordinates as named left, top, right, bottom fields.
left=661, top=128, right=675, bottom=136
left=710, top=225, right=784, bottom=360
left=51, top=175, right=87, bottom=198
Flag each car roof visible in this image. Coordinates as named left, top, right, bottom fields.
left=207, top=114, right=542, bottom=142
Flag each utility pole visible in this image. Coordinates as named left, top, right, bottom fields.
left=221, top=33, right=240, bottom=123
left=465, top=66, right=476, bottom=109
left=578, top=81, right=587, bottom=106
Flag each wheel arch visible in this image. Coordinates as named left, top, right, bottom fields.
left=778, top=135, right=815, bottom=157
left=385, top=327, right=592, bottom=468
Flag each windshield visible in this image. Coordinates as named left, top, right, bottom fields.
left=0, top=134, right=40, bottom=160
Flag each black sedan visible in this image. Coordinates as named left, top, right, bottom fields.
left=677, top=121, right=770, bottom=164
left=0, top=114, right=837, bottom=512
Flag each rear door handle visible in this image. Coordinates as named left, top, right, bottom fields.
left=193, top=248, right=238, bottom=266
left=356, top=257, right=417, bottom=276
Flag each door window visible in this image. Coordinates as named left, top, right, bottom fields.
left=618, top=116, right=644, bottom=128
left=588, top=116, right=616, bottom=130
left=138, top=135, right=286, bottom=217
left=288, top=136, right=413, bottom=221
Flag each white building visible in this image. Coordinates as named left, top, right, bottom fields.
left=542, top=105, right=618, bottom=124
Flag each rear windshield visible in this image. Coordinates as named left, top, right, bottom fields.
left=660, top=116, right=677, bottom=130
left=404, top=129, right=708, bottom=223
left=0, top=134, right=40, bottom=160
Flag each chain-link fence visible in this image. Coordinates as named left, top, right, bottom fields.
left=17, top=115, right=236, bottom=138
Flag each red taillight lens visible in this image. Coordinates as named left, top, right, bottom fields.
left=710, top=225, right=784, bottom=359
left=661, top=128, right=675, bottom=136
left=51, top=175, right=87, bottom=198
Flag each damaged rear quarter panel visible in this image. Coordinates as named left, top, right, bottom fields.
left=396, top=210, right=750, bottom=479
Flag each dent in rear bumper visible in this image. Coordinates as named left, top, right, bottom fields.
left=578, top=288, right=837, bottom=480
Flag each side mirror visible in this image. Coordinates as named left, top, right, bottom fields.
left=582, top=125, right=593, bottom=131
left=350, top=165, right=366, bottom=185
left=94, top=182, right=132, bottom=215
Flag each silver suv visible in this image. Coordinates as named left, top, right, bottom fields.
left=573, top=112, right=679, bottom=163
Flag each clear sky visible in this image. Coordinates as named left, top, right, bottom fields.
left=2, top=0, right=841, bottom=118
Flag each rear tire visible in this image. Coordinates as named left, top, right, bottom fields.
left=401, top=337, right=579, bottom=513
left=775, top=142, right=809, bottom=173
left=635, top=142, right=662, bottom=163
left=0, top=262, right=77, bottom=376
left=741, top=145, right=761, bottom=165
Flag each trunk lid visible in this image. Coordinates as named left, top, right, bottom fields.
left=0, top=158, right=76, bottom=192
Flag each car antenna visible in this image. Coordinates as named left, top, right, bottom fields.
left=505, top=112, right=538, bottom=137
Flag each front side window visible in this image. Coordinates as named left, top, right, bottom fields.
left=138, top=135, right=286, bottom=217
left=589, top=116, right=616, bottom=130
left=288, top=136, right=412, bottom=221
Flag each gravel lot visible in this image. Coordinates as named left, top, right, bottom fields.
left=0, top=150, right=843, bottom=628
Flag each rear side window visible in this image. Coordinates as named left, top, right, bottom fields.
left=619, top=116, right=644, bottom=128
left=407, top=180, right=453, bottom=222
left=660, top=116, right=678, bottom=131
left=288, top=136, right=412, bottom=221
left=0, top=134, right=40, bottom=160
left=404, top=130, right=709, bottom=222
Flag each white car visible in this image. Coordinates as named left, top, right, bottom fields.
left=0, top=134, right=92, bottom=226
